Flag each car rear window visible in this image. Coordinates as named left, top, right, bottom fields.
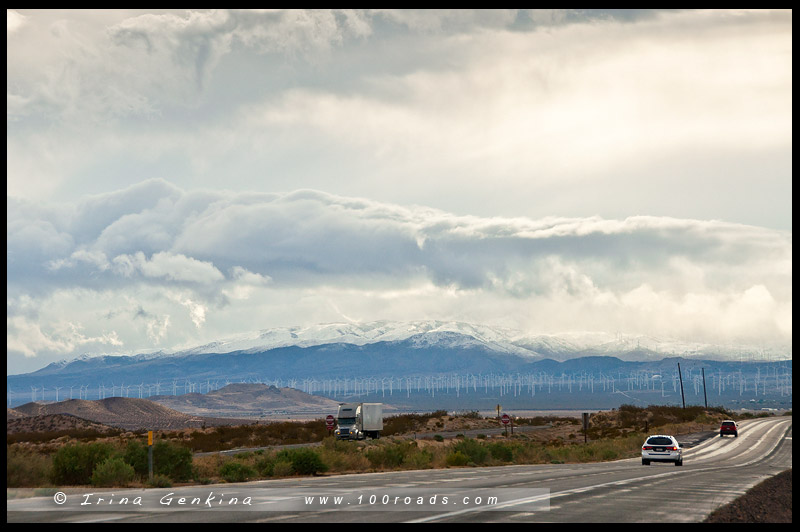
left=721, top=422, right=736, bottom=427
left=646, top=437, right=673, bottom=445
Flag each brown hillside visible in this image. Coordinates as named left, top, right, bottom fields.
left=7, top=408, right=28, bottom=420
left=7, top=413, right=119, bottom=435
left=149, top=383, right=341, bottom=417
left=11, top=398, right=206, bottom=431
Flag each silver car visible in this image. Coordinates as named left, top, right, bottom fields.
left=642, top=435, right=683, bottom=466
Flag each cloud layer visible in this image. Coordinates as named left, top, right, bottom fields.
left=7, top=181, right=792, bottom=372
left=7, top=9, right=793, bottom=229
left=7, top=10, right=793, bottom=372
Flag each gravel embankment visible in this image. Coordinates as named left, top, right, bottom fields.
left=704, top=469, right=792, bottom=523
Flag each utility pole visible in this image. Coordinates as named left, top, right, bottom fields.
left=678, top=363, right=686, bottom=409
left=702, top=368, right=708, bottom=408
left=148, top=431, right=154, bottom=482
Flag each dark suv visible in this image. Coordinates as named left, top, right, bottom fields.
left=719, top=420, right=738, bottom=437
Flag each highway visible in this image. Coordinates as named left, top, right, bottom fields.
left=7, top=416, right=791, bottom=523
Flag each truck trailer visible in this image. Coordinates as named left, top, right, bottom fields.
left=335, top=402, right=383, bottom=440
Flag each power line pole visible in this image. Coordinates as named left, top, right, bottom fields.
left=678, top=363, right=686, bottom=409
left=702, top=368, right=708, bottom=408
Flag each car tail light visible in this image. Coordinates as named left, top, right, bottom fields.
left=642, top=446, right=652, bottom=450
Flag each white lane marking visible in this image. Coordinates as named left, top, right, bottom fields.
left=409, top=419, right=792, bottom=523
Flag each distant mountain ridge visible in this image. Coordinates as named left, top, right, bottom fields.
left=6, top=320, right=791, bottom=410
left=100, top=320, right=790, bottom=362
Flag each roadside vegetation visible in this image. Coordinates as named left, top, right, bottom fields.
left=7, top=405, right=785, bottom=489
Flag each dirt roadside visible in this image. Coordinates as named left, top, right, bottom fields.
left=704, top=469, right=792, bottom=523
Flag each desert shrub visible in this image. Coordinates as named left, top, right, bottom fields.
left=433, top=435, right=444, bottom=442
left=383, top=410, right=448, bottom=436
left=617, top=405, right=646, bottom=429
left=445, top=451, right=469, bottom=467
left=275, top=447, right=328, bottom=476
left=318, top=441, right=371, bottom=473
left=185, top=420, right=329, bottom=451
left=51, top=442, right=114, bottom=485
left=254, top=453, right=297, bottom=478
left=487, top=442, right=514, bottom=462
left=321, top=436, right=356, bottom=452
left=154, top=441, right=194, bottom=481
left=91, top=457, right=136, bottom=487
left=147, top=474, right=173, bottom=488
left=123, top=439, right=193, bottom=482
left=451, top=438, right=488, bottom=465
left=7, top=427, right=122, bottom=445
left=235, top=451, right=255, bottom=461
left=192, top=454, right=226, bottom=482
left=7, top=447, right=52, bottom=488
left=514, top=416, right=579, bottom=427
left=255, top=456, right=276, bottom=477
left=272, top=460, right=295, bottom=477
left=600, top=448, right=619, bottom=461
left=404, top=449, right=433, bottom=469
left=123, top=440, right=148, bottom=475
left=365, top=443, right=408, bottom=469
left=220, top=461, right=256, bottom=483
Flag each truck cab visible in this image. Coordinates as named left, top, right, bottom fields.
left=335, top=403, right=359, bottom=440
left=335, top=402, right=383, bottom=440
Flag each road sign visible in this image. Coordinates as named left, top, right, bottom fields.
left=326, top=415, right=335, bottom=427
left=501, top=413, right=511, bottom=425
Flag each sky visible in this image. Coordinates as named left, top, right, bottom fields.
left=7, top=9, right=793, bottom=374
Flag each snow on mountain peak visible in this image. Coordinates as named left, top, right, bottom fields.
left=157, top=320, right=790, bottom=362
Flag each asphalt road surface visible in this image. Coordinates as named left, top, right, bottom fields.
left=7, top=416, right=792, bottom=523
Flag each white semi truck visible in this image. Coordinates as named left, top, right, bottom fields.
left=334, top=402, right=383, bottom=440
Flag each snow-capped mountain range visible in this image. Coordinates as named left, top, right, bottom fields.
left=9, top=320, right=790, bottom=410
left=162, top=320, right=786, bottom=362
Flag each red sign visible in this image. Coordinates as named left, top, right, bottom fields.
left=501, top=413, right=511, bottom=425
left=326, top=415, right=336, bottom=427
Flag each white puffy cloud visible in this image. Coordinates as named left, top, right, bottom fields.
left=111, top=251, right=224, bottom=284
left=7, top=315, right=122, bottom=359
left=6, top=181, right=792, bottom=372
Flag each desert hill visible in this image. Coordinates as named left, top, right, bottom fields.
left=6, top=384, right=342, bottom=431
left=10, top=397, right=207, bottom=431
left=7, top=412, right=120, bottom=435
left=7, top=408, right=28, bottom=420
left=149, top=383, right=342, bottom=417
